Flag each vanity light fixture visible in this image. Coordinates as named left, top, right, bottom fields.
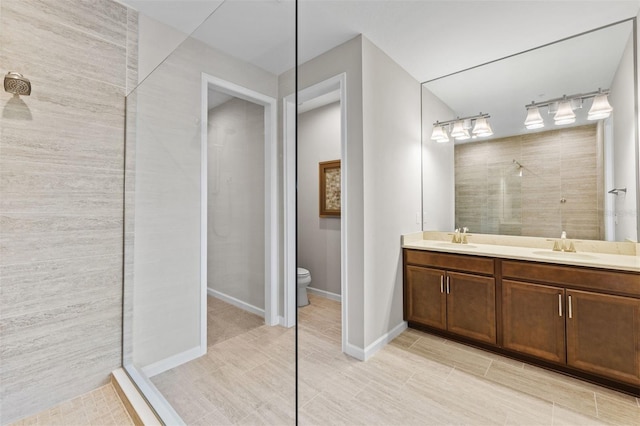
left=554, top=97, right=576, bottom=125
left=430, top=124, right=449, bottom=143
left=472, top=117, right=493, bottom=137
left=524, top=106, right=545, bottom=129
left=588, top=92, right=613, bottom=120
left=524, top=89, right=612, bottom=130
left=450, top=121, right=470, bottom=140
left=431, top=113, right=492, bottom=142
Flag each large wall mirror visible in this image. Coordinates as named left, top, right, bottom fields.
left=421, top=18, right=638, bottom=242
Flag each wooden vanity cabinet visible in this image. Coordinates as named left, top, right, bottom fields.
left=404, top=251, right=496, bottom=345
left=502, top=280, right=566, bottom=364
left=566, top=289, right=640, bottom=385
left=446, top=271, right=496, bottom=344
left=502, top=260, right=640, bottom=387
left=404, top=249, right=640, bottom=394
left=405, top=266, right=446, bottom=329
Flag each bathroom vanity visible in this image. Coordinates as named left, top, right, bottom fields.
left=402, top=232, right=640, bottom=396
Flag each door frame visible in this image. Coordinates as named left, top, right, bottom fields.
left=283, top=73, right=348, bottom=353
left=201, top=73, right=279, bottom=332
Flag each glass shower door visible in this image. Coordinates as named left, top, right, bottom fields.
left=123, top=1, right=296, bottom=423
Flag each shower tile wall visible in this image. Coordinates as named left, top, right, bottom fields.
left=455, top=124, right=604, bottom=240
left=0, top=0, right=137, bottom=423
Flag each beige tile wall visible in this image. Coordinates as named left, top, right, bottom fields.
left=0, top=0, right=137, bottom=423
left=455, top=124, right=604, bottom=240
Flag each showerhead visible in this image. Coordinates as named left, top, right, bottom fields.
left=4, top=72, right=31, bottom=96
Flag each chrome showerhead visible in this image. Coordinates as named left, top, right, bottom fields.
left=4, top=72, right=31, bottom=96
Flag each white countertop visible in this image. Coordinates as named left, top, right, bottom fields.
left=402, top=234, right=640, bottom=273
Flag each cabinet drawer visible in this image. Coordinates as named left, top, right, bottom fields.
left=502, top=260, right=640, bottom=298
left=405, top=250, right=494, bottom=275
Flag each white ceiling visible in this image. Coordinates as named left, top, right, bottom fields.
left=120, top=0, right=640, bottom=135
left=120, top=0, right=640, bottom=81
left=425, top=20, right=634, bottom=140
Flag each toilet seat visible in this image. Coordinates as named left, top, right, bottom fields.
left=297, top=267, right=310, bottom=277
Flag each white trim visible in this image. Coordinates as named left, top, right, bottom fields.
left=200, top=75, right=208, bottom=357
left=338, top=74, right=348, bottom=356
left=141, top=345, right=205, bottom=378
left=344, top=322, right=408, bottom=362
left=202, top=73, right=279, bottom=327
left=112, top=368, right=162, bottom=426
left=362, top=321, right=408, bottom=361
left=344, top=342, right=365, bottom=361
left=123, top=364, right=185, bottom=425
left=207, top=287, right=265, bottom=318
left=283, top=73, right=348, bottom=348
left=306, top=286, right=341, bottom=302
left=283, top=94, right=297, bottom=328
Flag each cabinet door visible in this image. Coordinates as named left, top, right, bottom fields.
left=405, top=266, right=446, bottom=329
left=502, top=280, right=566, bottom=363
left=566, top=289, right=640, bottom=385
left=446, top=271, right=496, bottom=344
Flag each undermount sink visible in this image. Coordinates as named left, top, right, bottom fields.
left=532, top=250, right=597, bottom=260
left=433, top=242, right=478, bottom=249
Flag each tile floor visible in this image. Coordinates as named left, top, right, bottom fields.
left=156, top=293, right=639, bottom=425
left=296, top=295, right=640, bottom=426
left=8, top=383, right=133, bottom=426
left=20, top=294, right=637, bottom=425
left=151, top=296, right=296, bottom=425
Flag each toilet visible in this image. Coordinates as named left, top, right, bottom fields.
left=297, top=267, right=311, bottom=307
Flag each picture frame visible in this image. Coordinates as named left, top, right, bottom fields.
left=319, top=160, right=341, bottom=217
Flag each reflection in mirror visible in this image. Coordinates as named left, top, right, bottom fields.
left=122, top=0, right=295, bottom=423
left=422, top=19, right=638, bottom=242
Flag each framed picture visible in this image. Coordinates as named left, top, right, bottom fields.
left=319, top=160, right=341, bottom=217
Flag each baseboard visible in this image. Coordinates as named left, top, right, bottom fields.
left=363, top=321, right=408, bottom=361
left=111, top=368, right=162, bottom=426
left=207, top=287, right=265, bottom=317
left=307, top=286, right=341, bottom=302
left=343, top=321, right=408, bottom=362
left=344, top=342, right=366, bottom=361
left=141, top=345, right=205, bottom=378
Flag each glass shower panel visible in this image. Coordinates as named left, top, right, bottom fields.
left=123, top=0, right=296, bottom=423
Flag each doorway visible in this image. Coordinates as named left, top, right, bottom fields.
left=283, top=73, right=348, bottom=352
left=201, top=74, right=279, bottom=328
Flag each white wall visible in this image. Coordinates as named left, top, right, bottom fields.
left=421, top=87, right=456, bottom=232
left=207, top=98, right=266, bottom=309
left=131, top=33, right=277, bottom=369
left=361, top=37, right=422, bottom=351
left=298, top=102, right=342, bottom=296
left=287, top=34, right=423, bottom=356
left=609, top=31, right=638, bottom=242
left=137, top=14, right=188, bottom=85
